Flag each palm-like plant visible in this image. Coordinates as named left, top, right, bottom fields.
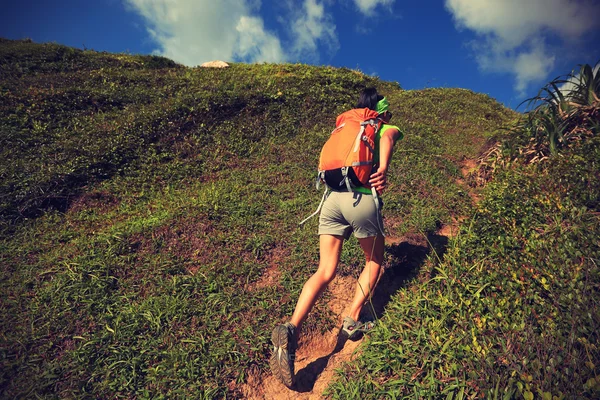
left=568, top=63, right=600, bottom=106
left=516, top=61, right=600, bottom=160
left=461, top=62, right=599, bottom=186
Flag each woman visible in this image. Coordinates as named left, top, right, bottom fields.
left=270, top=88, right=403, bottom=388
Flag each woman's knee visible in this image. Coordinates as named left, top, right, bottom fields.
left=314, top=264, right=337, bottom=284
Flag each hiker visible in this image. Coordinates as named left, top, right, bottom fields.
left=270, top=87, right=403, bottom=388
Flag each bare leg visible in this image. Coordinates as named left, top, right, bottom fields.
left=348, top=234, right=384, bottom=322
left=290, top=234, right=344, bottom=330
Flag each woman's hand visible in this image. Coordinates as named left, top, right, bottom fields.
left=369, top=167, right=388, bottom=194
left=370, top=128, right=399, bottom=194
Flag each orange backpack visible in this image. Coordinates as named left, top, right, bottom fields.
left=318, top=108, right=383, bottom=191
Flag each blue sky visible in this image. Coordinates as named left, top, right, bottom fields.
left=2, top=0, right=599, bottom=110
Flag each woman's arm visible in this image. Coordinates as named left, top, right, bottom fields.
left=369, top=128, right=401, bottom=194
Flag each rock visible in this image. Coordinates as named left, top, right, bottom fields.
left=200, top=60, right=230, bottom=68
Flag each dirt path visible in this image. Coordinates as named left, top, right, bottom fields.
left=456, top=158, right=482, bottom=205
left=240, top=235, right=434, bottom=399
left=435, top=157, right=482, bottom=239
left=241, top=234, right=460, bottom=399
left=240, top=275, right=364, bottom=399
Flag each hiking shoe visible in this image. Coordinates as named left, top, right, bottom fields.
left=270, top=322, right=297, bottom=388
left=341, top=316, right=375, bottom=341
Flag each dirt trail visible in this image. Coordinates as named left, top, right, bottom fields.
left=240, top=234, right=434, bottom=399
left=241, top=275, right=363, bottom=399
left=241, top=234, right=459, bottom=399
left=435, top=157, right=482, bottom=239
left=456, top=158, right=482, bottom=205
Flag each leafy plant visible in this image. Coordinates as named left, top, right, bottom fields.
left=513, top=62, right=599, bottom=160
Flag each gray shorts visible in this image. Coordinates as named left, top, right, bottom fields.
left=318, top=191, right=384, bottom=239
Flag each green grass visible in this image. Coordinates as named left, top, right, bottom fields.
left=2, top=38, right=597, bottom=399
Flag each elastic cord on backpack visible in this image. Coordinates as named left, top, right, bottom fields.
left=299, top=186, right=329, bottom=226
left=371, top=187, right=385, bottom=237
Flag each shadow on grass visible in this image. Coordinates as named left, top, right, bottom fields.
left=367, top=232, right=448, bottom=321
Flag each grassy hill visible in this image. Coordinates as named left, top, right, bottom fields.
left=1, top=39, right=598, bottom=399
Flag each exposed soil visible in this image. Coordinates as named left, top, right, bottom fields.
left=240, top=234, right=436, bottom=399
left=245, top=245, right=287, bottom=292
left=68, top=190, right=120, bottom=214
left=437, top=216, right=465, bottom=239
left=457, top=158, right=482, bottom=204
left=240, top=275, right=364, bottom=400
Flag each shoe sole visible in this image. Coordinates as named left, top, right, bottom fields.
left=269, top=324, right=295, bottom=388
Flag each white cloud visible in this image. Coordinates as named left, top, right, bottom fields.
left=124, top=0, right=340, bottom=66
left=289, top=0, right=339, bottom=61
left=445, top=0, right=600, bottom=95
left=353, top=0, right=395, bottom=16
left=124, top=0, right=285, bottom=65
left=513, top=45, right=556, bottom=96
left=236, top=16, right=286, bottom=62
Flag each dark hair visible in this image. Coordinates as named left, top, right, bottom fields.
left=356, top=87, right=384, bottom=110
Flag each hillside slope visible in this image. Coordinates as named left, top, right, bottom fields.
left=9, top=38, right=597, bottom=399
